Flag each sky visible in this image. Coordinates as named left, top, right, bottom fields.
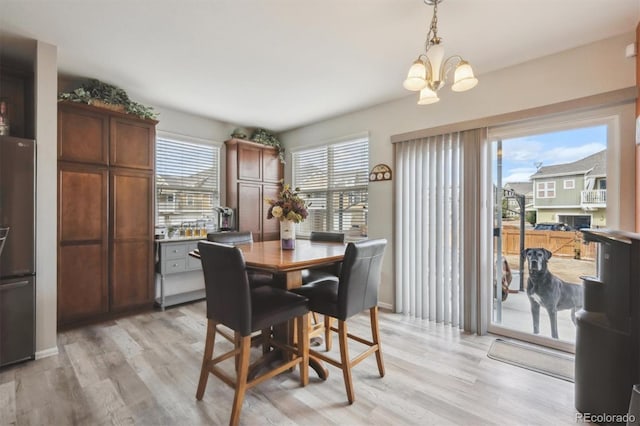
left=494, top=125, right=607, bottom=183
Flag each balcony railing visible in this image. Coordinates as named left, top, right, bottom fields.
left=581, top=189, right=606, bottom=206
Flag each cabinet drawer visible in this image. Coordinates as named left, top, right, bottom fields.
left=187, top=255, right=202, bottom=271
left=162, top=258, right=186, bottom=274
left=163, top=244, right=187, bottom=260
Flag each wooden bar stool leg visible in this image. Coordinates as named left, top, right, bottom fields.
left=324, top=315, right=333, bottom=351
left=338, top=320, right=355, bottom=404
left=297, top=313, right=309, bottom=386
left=370, top=307, right=385, bottom=377
left=230, top=336, right=251, bottom=426
left=196, top=319, right=217, bottom=400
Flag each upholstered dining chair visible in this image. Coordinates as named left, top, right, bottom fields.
left=207, top=231, right=274, bottom=287
left=195, top=241, right=310, bottom=426
left=301, top=231, right=345, bottom=348
left=293, top=238, right=387, bottom=404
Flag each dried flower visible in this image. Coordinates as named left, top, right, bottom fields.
left=265, top=184, right=309, bottom=223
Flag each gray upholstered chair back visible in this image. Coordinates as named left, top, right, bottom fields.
left=207, top=231, right=253, bottom=246
left=310, top=231, right=345, bottom=243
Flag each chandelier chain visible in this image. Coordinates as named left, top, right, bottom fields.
left=426, top=0, right=440, bottom=50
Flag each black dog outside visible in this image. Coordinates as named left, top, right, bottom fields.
left=522, top=248, right=584, bottom=339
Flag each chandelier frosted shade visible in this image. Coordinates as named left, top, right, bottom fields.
left=417, top=86, right=439, bottom=105
left=403, top=60, right=427, bottom=91
left=451, top=61, right=478, bottom=92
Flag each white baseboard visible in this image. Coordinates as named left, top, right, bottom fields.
left=35, top=346, right=59, bottom=360
left=378, top=301, right=393, bottom=311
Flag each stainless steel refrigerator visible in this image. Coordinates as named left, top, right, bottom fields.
left=0, top=136, right=35, bottom=367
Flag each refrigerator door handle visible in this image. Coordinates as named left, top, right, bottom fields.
left=0, top=280, right=30, bottom=291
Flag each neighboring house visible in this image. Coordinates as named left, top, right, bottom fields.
left=502, top=181, right=534, bottom=218
left=529, top=150, right=607, bottom=229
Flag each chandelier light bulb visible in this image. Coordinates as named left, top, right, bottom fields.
left=417, top=86, right=440, bottom=105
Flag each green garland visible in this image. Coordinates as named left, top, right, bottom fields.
left=250, top=128, right=285, bottom=163
left=58, top=78, right=158, bottom=120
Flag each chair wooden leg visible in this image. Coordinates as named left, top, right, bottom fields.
left=196, top=319, right=217, bottom=400
left=297, top=313, right=309, bottom=386
left=338, top=320, right=355, bottom=404
left=230, top=336, right=251, bottom=426
left=370, top=307, right=385, bottom=377
left=324, top=315, right=333, bottom=351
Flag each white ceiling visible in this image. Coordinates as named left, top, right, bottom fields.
left=1, top=0, right=639, bottom=132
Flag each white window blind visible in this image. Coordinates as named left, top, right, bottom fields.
left=395, top=133, right=463, bottom=326
left=292, top=137, right=369, bottom=237
left=156, top=138, right=220, bottom=230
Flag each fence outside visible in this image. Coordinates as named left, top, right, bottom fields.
left=501, top=227, right=596, bottom=260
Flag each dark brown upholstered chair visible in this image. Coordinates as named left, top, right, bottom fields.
left=207, top=231, right=274, bottom=288
left=293, top=239, right=387, bottom=404
left=302, top=231, right=345, bottom=348
left=301, top=231, right=345, bottom=285
left=195, top=241, right=309, bottom=426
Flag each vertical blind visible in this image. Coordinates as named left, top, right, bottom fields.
left=395, top=133, right=464, bottom=327
left=156, top=138, right=220, bottom=229
left=292, top=137, right=369, bottom=237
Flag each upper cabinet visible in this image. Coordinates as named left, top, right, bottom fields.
left=58, top=102, right=155, bottom=169
left=0, top=66, right=34, bottom=139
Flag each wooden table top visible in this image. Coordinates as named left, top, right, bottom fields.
left=236, top=240, right=346, bottom=273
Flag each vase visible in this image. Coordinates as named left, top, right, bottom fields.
left=280, top=219, right=296, bottom=250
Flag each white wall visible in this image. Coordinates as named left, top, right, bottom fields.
left=35, top=40, right=58, bottom=357
left=280, top=33, right=637, bottom=310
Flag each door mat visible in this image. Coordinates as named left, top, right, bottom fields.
left=487, top=338, right=574, bottom=382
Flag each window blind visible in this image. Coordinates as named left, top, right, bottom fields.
left=156, top=138, right=220, bottom=230
left=292, top=137, right=369, bottom=237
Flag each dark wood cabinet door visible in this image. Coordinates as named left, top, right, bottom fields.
left=58, top=105, right=109, bottom=165
left=111, top=240, right=153, bottom=310
left=111, top=168, right=154, bottom=240
left=110, top=118, right=155, bottom=170
left=262, top=148, right=282, bottom=183
left=58, top=244, right=109, bottom=323
left=237, top=144, right=262, bottom=181
left=57, top=163, right=109, bottom=324
left=59, top=163, right=108, bottom=242
left=110, top=168, right=154, bottom=309
left=262, top=183, right=281, bottom=241
left=237, top=182, right=263, bottom=241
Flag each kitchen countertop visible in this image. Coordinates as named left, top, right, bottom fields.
left=155, top=236, right=206, bottom=243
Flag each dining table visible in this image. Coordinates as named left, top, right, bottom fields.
left=191, top=238, right=348, bottom=380
left=235, top=239, right=346, bottom=289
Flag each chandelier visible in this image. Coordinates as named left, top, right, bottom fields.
left=403, top=0, right=478, bottom=105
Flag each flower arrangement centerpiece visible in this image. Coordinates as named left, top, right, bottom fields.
left=265, top=184, right=309, bottom=249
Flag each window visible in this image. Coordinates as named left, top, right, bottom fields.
left=156, top=136, right=220, bottom=231
left=563, top=179, right=575, bottom=189
left=536, top=181, right=555, bottom=198
left=292, top=136, right=369, bottom=237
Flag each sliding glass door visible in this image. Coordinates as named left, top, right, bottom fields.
left=488, top=123, right=605, bottom=350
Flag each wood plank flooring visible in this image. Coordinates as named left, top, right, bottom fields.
left=0, top=302, right=578, bottom=425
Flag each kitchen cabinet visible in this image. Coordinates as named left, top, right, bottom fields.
left=155, top=238, right=205, bottom=310
left=57, top=102, right=157, bottom=326
left=226, top=138, right=283, bottom=241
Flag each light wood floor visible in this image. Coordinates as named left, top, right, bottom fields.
left=0, top=302, right=577, bottom=425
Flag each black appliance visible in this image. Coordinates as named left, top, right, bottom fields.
left=0, top=136, right=36, bottom=367
left=215, top=206, right=235, bottom=231
left=575, top=229, right=640, bottom=418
